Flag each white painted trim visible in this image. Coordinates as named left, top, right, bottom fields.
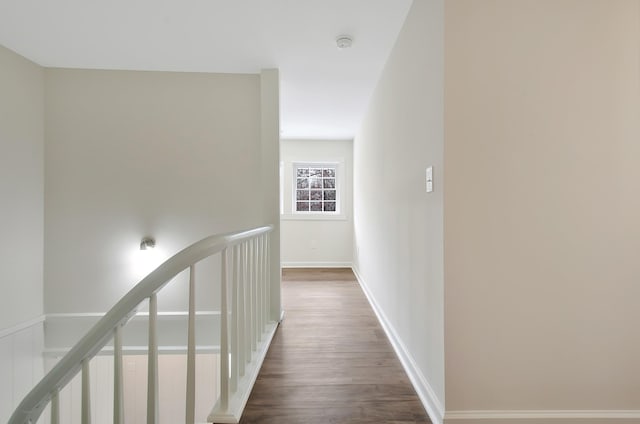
left=0, top=315, right=45, bottom=339
left=208, top=321, right=279, bottom=423
left=289, top=160, right=345, bottom=217
left=46, top=311, right=220, bottom=319
left=280, top=213, right=348, bottom=221
left=280, top=137, right=354, bottom=142
left=352, top=266, right=445, bottom=424
left=444, top=410, right=640, bottom=421
left=44, top=345, right=220, bottom=357
left=282, top=262, right=352, bottom=268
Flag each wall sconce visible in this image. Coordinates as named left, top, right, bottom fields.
left=140, top=237, right=156, bottom=251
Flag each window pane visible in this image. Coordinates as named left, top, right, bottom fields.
left=297, top=178, right=309, bottom=189
left=310, top=190, right=322, bottom=200
left=323, top=168, right=335, bottom=178
left=310, top=202, right=323, bottom=211
left=293, top=163, right=340, bottom=215
left=310, top=177, right=322, bottom=189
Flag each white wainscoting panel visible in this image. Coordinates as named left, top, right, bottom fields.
left=13, top=327, right=35, bottom=408
left=0, top=317, right=45, bottom=423
left=45, top=353, right=218, bottom=424
left=0, top=335, right=13, bottom=422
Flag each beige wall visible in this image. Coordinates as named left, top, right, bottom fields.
left=0, top=45, right=44, bottom=330
left=281, top=138, right=353, bottom=267
left=260, top=69, right=283, bottom=320
left=444, top=0, right=640, bottom=419
left=0, top=44, right=45, bottom=423
left=354, top=0, right=445, bottom=420
left=44, top=69, right=273, bottom=315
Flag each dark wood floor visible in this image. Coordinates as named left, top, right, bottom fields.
left=239, top=268, right=431, bottom=424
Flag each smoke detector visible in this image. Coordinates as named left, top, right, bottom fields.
left=336, top=35, right=353, bottom=49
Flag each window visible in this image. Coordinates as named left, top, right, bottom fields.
left=294, top=164, right=339, bottom=213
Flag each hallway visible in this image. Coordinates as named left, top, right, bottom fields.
left=239, top=268, right=431, bottom=424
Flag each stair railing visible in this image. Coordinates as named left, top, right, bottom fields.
left=8, top=225, right=277, bottom=424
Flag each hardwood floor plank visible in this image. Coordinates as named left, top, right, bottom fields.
left=236, top=268, right=431, bottom=424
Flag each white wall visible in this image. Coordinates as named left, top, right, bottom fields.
left=281, top=139, right=353, bottom=267
left=44, top=68, right=276, bottom=316
left=44, top=313, right=219, bottom=352
left=353, top=1, right=444, bottom=422
left=444, top=0, right=640, bottom=421
left=0, top=63, right=279, bottom=421
left=0, top=44, right=45, bottom=423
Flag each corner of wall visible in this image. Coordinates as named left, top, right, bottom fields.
left=260, top=69, right=282, bottom=321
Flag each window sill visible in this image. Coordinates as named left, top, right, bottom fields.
left=281, top=213, right=349, bottom=222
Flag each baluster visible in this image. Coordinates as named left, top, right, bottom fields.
left=230, top=245, right=239, bottom=392
left=260, top=234, right=267, bottom=333
left=258, top=234, right=267, bottom=333
left=262, top=234, right=268, bottom=325
left=219, top=249, right=230, bottom=410
left=81, top=358, right=91, bottom=424
left=256, top=236, right=263, bottom=337
left=244, top=240, right=251, bottom=361
left=246, top=239, right=251, bottom=353
left=248, top=240, right=256, bottom=352
left=257, top=235, right=262, bottom=330
left=147, top=293, right=159, bottom=424
left=238, top=242, right=246, bottom=376
left=114, top=326, right=124, bottom=424
left=262, top=234, right=270, bottom=325
left=51, top=389, right=60, bottom=424
left=253, top=237, right=259, bottom=346
left=185, top=265, right=196, bottom=424
left=265, top=233, right=271, bottom=322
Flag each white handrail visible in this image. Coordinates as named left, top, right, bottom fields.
left=8, top=225, right=274, bottom=424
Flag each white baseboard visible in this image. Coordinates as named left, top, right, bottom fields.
left=444, top=410, right=640, bottom=422
left=281, top=261, right=352, bottom=268
left=351, top=266, right=445, bottom=424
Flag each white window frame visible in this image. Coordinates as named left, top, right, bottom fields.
left=282, top=161, right=345, bottom=220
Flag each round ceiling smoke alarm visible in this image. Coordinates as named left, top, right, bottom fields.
left=336, top=35, right=353, bottom=49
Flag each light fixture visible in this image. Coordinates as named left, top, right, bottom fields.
left=140, top=237, right=156, bottom=250
left=336, top=35, right=353, bottom=49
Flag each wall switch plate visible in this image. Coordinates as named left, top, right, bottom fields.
left=426, top=166, right=433, bottom=193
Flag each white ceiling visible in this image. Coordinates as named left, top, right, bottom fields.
left=0, top=0, right=413, bottom=140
